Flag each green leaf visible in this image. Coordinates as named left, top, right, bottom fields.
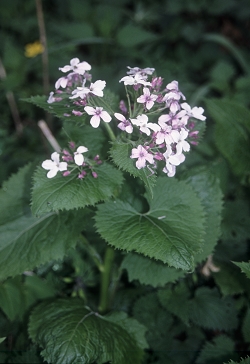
left=29, top=298, right=146, bottom=364
left=0, top=338, right=6, bottom=344
left=205, top=99, right=250, bottom=177
left=0, top=277, right=26, bottom=321
left=158, top=282, right=190, bottom=325
left=182, top=167, right=223, bottom=263
left=95, top=177, right=205, bottom=271
left=190, top=287, right=238, bottom=331
left=196, top=335, right=235, bottom=364
left=121, top=253, right=185, bottom=287
left=213, top=263, right=245, bottom=296
left=242, top=308, right=250, bottom=343
left=233, top=261, right=250, bottom=279
left=0, top=164, right=86, bottom=281
left=110, top=140, right=156, bottom=197
left=117, top=24, right=157, bottom=47
left=8, top=347, right=43, bottom=363
left=224, top=357, right=250, bottom=364
left=32, top=163, right=123, bottom=215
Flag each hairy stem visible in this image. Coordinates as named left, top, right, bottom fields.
left=103, top=122, right=116, bottom=142
left=98, top=245, right=115, bottom=314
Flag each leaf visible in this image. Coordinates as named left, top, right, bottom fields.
left=196, top=335, right=235, bottom=364
left=224, top=357, right=250, bottom=364
left=205, top=99, right=250, bottom=177
left=29, top=298, right=146, bottom=364
left=117, top=24, right=157, bottom=47
left=0, top=277, right=26, bottom=321
left=182, top=167, right=223, bottom=263
left=110, top=140, right=156, bottom=197
left=213, top=263, right=245, bottom=296
left=32, top=163, right=123, bottom=215
left=158, top=282, right=190, bottom=325
left=0, top=164, right=86, bottom=281
left=0, top=338, right=6, bottom=344
left=95, top=177, right=205, bottom=271
left=233, top=261, right=250, bottom=279
left=190, top=287, right=238, bottom=331
left=8, top=347, right=43, bottom=363
left=121, top=253, right=185, bottom=287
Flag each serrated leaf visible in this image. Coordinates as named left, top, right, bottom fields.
left=95, top=177, right=205, bottom=271
left=224, top=357, right=250, bottom=364
left=190, top=287, right=238, bottom=331
left=182, top=167, right=223, bottom=263
left=0, top=164, right=86, bottom=281
left=8, top=347, right=43, bottom=363
left=110, top=140, right=156, bottom=197
left=205, top=99, right=250, bottom=176
left=23, top=95, right=88, bottom=123
left=32, top=163, right=123, bottom=215
left=213, top=263, right=245, bottom=296
left=196, top=335, right=235, bottom=364
left=158, top=282, right=190, bottom=325
left=233, top=261, right=250, bottom=279
left=29, top=298, right=146, bottom=364
left=121, top=252, right=185, bottom=287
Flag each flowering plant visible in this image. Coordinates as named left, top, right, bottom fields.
left=6, top=57, right=249, bottom=364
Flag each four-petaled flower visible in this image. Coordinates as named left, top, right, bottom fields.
left=114, top=113, right=133, bottom=133
left=181, top=102, right=206, bottom=121
left=42, top=152, right=68, bottom=178
left=59, top=58, right=91, bottom=75
left=137, top=87, right=158, bottom=110
left=84, top=106, right=111, bottom=128
left=130, top=145, right=154, bottom=169
left=171, top=128, right=190, bottom=154
left=163, top=145, right=185, bottom=177
left=71, top=80, right=106, bottom=99
left=119, top=74, right=151, bottom=86
left=74, top=146, right=88, bottom=166
left=131, top=114, right=160, bottom=136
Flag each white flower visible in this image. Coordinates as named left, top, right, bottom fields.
left=131, top=114, right=160, bottom=136
left=70, top=80, right=106, bottom=99
left=137, top=87, right=158, bottom=110
left=55, top=76, right=68, bottom=89
left=42, top=152, right=67, bottom=178
left=181, top=102, right=206, bottom=121
left=84, top=106, right=111, bottom=128
left=47, top=92, right=55, bottom=104
left=114, top=113, right=133, bottom=133
left=74, top=146, right=88, bottom=166
left=59, top=58, right=91, bottom=75
left=127, top=66, right=155, bottom=76
left=130, top=145, right=154, bottom=169
left=119, top=74, right=151, bottom=86
left=171, top=128, right=190, bottom=154
left=162, top=145, right=185, bottom=177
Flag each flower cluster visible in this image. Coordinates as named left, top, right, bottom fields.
left=42, top=142, right=101, bottom=179
left=44, top=58, right=206, bottom=179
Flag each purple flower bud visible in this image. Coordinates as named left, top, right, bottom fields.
left=63, top=171, right=71, bottom=177
left=119, top=100, right=127, bottom=114
left=78, top=170, right=87, bottom=179
left=154, top=152, right=164, bottom=161
left=72, top=110, right=83, bottom=116
left=69, top=141, right=75, bottom=150
left=92, top=171, right=98, bottom=178
left=189, top=130, right=199, bottom=138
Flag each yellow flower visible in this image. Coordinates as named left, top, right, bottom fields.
left=24, top=41, right=44, bottom=58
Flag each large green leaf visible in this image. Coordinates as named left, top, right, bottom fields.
left=182, top=167, right=223, bottom=263
left=190, top=287, right=238, bottom=331
left=29, top=298, right=147, bottom=364
left=95, top=177, right=205, bottom=270
left=233, top=261, right=250, bottom=279
left=224, top=357, right=250, bottom=364
left=110, top=140, right=156, bottom=197
left=206, top=99, right=250, bottom=177
left=121, top=253, right=185, bottom=287
left=196, top=335, right=235, bottom=364
left=0, top=164, right=86, bottom=281
left=32, top=163, right=123, bottom=215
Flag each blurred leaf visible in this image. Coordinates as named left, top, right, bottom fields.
left=95, top=177, right=205, bottom=270
left=242, top=308, right=250, bottom=343
left=121, top=252, right=185, bottom=287
left=31, top=163, right=123, bottom=215
left=196, top=335, right=235, bottom=364
left=29, top=298, right=146, bottom=364
left=213, top=263, right=245, bottom=296
left=117, top=24, right=157, bottom=47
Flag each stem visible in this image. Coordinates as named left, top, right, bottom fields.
left=125, top=85, right=132, bottom=117
left=103, top=122, right=116, bottom=142
left=79, top=235, right=104, bottom=272
left=35, top=0, right=49, bottom=96
left=98, top=245, right=115, bottom=314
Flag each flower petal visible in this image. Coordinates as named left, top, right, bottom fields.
left=90, top=115, right=100, bottom=128
left=74, top=154, right=84, bottom=166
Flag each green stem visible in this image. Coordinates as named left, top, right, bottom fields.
left=98, top=245, right=115, bottom=314
left=79, top=235, right=104, bottom=272
left=103, top=122, right=116, bottom=142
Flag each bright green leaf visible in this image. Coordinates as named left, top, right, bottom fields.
left=32, top=163, right=123, bottom=215
left=29, top=298, right=146, bottom=364
left=95, top=177, right=205, bottom=270
left=110, top=140, right=156, bottom=197
left=121, top=253, right=185, bottom=287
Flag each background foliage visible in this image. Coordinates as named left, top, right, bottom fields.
left=1, top=0, right=250, bottom=363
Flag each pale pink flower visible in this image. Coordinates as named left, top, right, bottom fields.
left=127, top=66, right=155, bottom=76
left=84, top=106, right=111, bottom=128
left=131, top=114, right=160, bottom=136
left=130, top=145, right=154, bottom=169
left=155, top=124, right=173, bottom=145
left=119, top=74, right=151, bottom=87
left=137, top=87, right=158, bottom=110
left=162, top=145, right=185, bottom=177
left=114, top=113, right=133, bottom=133
left=55, top=76, right=69, bottom=89
left=74, top=146, right=88, bottom=166
left=181, top=102, right=206, bottom=121
left=171, top=128, right=190, bottom=154
left=59, top=58, right=91, bottom=75
left=42, top=152, right=67, bottom=178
